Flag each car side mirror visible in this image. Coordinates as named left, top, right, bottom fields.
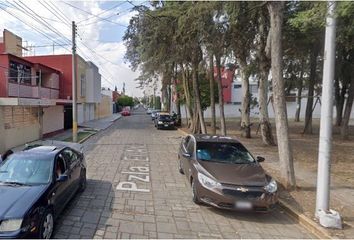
left=182, top=152, right=191, bottom=158
left=57, top=174, right=69, bottom=182
left=256, top=156, right=265, bottom=162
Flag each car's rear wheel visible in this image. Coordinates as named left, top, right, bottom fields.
left=79, top=170, right=86, bottom=192
left=191, top=179, right=201, bottom=204
left=39, top=209, right=54, bottom=239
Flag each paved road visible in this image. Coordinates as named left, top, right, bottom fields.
left=53, top=107, right=314, bottom=239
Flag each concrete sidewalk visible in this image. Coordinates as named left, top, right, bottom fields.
left=79, top=113, right=122, bottom=131
left=46, top=113, right=122, bottom=142
left=263, top=161, right=354, bottom=239
left=10, top=114, right=122, bottom=151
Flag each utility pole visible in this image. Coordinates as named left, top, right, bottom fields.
left=315, top=1, right=341, bottom=228
left=72, top=21, right=78, bottom=142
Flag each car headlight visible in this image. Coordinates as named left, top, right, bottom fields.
left=0, top=219, right=23, bottom=232
left=264, top=179, right=277, bottom=193
left=158, top=121, right=163, bottom=124
left=198, top=173, right=221, bottom=189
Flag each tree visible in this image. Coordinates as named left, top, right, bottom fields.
left=208, top=55, right=216, bottom=134
left=256, top=5, right=275, bottom=145
left=117, top=95, right=134, bottom=107
left=337, top=2, right=354, bottom=138
left=225, top=2, right=259, bottom=138
left=288, top=2, right=325, bottom=134
left=268, top=1, right=296, bottom=188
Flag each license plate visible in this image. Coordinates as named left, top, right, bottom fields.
left=235, top=201, right=252, bottom=210
left=164, top=124, right=168, bottom=127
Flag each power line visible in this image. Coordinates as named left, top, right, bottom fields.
left=1, top=2, right=119, bottom=88
left=8, top=1, right=71, bottom=46
left=77, top=1, right=127, bottom=24
left=74, top=44, right=116, bottom=87
left=46, top=1, right=72, bottom=25
left=80, top=6, right=136, bottom=27
left=0, top=4, right=71, bottom=53
left=18, top=0, right=72, bottom=43
left=38, top=1, right=71, bottom=28
left=62, top=1, right=127, bottom=27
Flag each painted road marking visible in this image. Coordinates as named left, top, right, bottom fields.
left=116, top=145, right=151, bottom=192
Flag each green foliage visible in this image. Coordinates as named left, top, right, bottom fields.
left=155, top=96, right=161, bottom=110
left=116, top=95, right=134, bottom=107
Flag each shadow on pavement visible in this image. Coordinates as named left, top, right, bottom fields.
left=204, top=204, right=299, bottom=226
left=53, top=179, right=113, bottom=239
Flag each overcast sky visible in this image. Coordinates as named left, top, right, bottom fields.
left=0, top=0, right=145, bottom=97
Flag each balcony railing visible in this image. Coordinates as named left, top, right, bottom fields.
left=8, top=82, right=60, bottom=99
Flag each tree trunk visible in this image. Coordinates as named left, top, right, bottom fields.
left=181, top=64, right=193, bottom=130
left=192, top=63, right=207, bottom=134
left=295, top=65, right=304, bottom=122
left=239, top=59, right=251, bottom=138
left=209, top=54, right=216, bottom=135
left=184, top=104, right=189, bottom=127
left=303, top=45, right=319, bottom=134
left=295, top=85, right=302, bottom=122
left=334, top=77, right=346, bottom=126
left=215, top=55, right=226, bottom=136
left=257, top=11, right=275, bottom=145
left=341, top=75, right=354, bottom=139
left=268, top=1, right=296, bottom=189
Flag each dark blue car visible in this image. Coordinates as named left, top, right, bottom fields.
left=0, top=145, right=86, bottom=239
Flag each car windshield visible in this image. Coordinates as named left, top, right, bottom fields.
left=159, top=115, right=171, bottom=121
left=196, top=142, right=255, bottom=164
left=0, top=154, right=53, bottom=185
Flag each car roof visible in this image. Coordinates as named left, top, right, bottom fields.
left=23, top=145, right=65, bottom=154
left=192, top=134, right=240, bottom=143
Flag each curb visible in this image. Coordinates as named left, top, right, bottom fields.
left=78, top=132, right=96, bottom=144
left=79, top=115, right=123, bottom=143
left=279, top=200, right=332, bottom=239
left=177, top=127, right=332, bottom=239
left=177, top=128, right=188, bottom=136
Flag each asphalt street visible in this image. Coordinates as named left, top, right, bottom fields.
left=53, top=107, right=314, bottom=239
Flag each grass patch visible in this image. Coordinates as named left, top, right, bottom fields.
left=63, top=131, right=95, bottom=142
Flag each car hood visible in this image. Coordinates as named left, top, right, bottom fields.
left=0, top=184, right=47, bottom=219
left=198, top=161, right=267, bottom=186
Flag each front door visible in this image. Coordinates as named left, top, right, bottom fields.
left=51, top=154, right=70, bottom=215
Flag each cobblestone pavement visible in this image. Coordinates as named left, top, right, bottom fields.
left=53, top=108, right=315, bottom=239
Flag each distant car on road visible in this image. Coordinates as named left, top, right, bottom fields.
left=0, top=144, right=86, bottom=239
left=178, top=134, right=278, bottom=212
left=121, top=109, right=131, bottom=116
left=154, top=113, right=175, bottom=129
left=151, top=110, right=161, bottom=120
left=146, top=108, right=153, bottom=114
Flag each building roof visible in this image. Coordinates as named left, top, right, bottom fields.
left=0, top=53, right=61, bottom=74
left=0, top=53, right=35, bottom=65
left=32, top=62, right=61, bottom=73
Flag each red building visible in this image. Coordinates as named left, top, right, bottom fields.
left=0, top=53, right=61, bottom=99
left=214, top=66, right=235, bottom=104
left=0, top=29, right=69, bottom=151
left=24, top=55, right=74, bottom=100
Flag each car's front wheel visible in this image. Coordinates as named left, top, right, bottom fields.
left=191, top=179, right=201, bottom=204
left=79, top=170, right=87, bottom=192
left=38, top=209, right=54, bottom=239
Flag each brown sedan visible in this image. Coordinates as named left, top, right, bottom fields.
left=178, top=134, right=278, bottom=212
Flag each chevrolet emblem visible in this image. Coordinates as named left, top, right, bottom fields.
left=236, top=187, right=248, bottom=192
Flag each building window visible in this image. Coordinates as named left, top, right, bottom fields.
left=81, top=74, right=86, bottom=97
left=9, top=61, right=31, bottom=84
